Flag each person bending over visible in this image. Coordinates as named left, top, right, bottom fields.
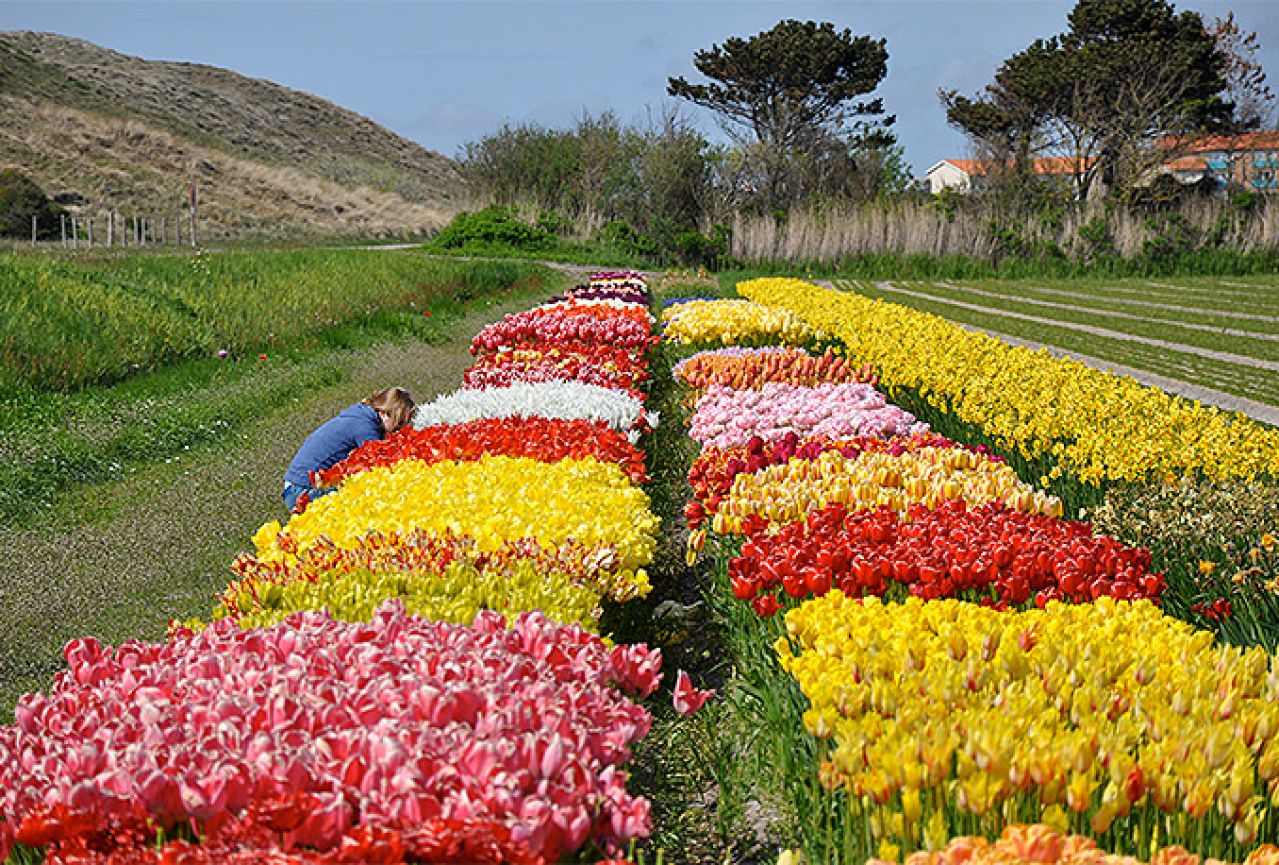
left=282, top=386, right=414, bottom=512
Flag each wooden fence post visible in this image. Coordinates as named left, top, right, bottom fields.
left=107, top=211, right=114, bottom=247
left=60, top=214, right=67, bottom=247
left=71, top=217, right=79, bottom=249
left=87, top=217, right=94, bottom=247
left=31, top=215, right=37, bottom=245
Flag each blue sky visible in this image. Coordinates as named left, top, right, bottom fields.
left=3, top=0, right=1277, bottom=178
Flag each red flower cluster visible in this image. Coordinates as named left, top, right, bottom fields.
left=0, top=602, right=660, bottom=864
left=29, top=804, right=541, bottom=865
left=687, top=432, right=976, bottom=523
left=1193, top=598, right=1234, bottom=621
left=464, top=342, right=650, bottom=396
left=318, top=417, right=649, bottom=487
left=675, top=347, right=877, bottom=392
left=727, top=500, right=1165, bottom=615
left=471, top=302, right=656, bottom=354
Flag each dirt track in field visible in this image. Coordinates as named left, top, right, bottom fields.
left=0, top=293, right=536, bottom=714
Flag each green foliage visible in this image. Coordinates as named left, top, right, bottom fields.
left=0, top=169, right=66, bottom=239
left=667, top=19, right=890, bottom=148
left=0, top=251, right=554, bottom=527
left=430, top=205, right=551, bottom=251
left=0, top=248, right=553, bottom=393
left=1140, top=211, right=1198, bottom=262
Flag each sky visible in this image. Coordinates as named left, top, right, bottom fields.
left=3, top=0, right=1278, bottom=178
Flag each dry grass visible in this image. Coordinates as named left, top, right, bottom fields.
left=0, top=97, right=455, bottom=238
left=729, top=198, right=1279, bottom=262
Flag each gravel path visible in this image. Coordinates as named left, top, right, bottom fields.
left=867, top=281, right=1279, bottom=373
left=1006, top=285, right=1279, bottom=324
left=0, top=293, right=537, bottom=712
left=929, top=281, right=1279, bottom=340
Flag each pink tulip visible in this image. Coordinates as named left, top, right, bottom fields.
left=672, top=670, right=715, bottom=716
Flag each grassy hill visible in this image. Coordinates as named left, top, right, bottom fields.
left=0, top=31, right=470, bottom=240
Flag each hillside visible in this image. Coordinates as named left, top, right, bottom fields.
left=0, top=32, right=470, bottom=239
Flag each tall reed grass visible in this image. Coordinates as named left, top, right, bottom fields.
left=0, top=249, right=549, bottom=392
left=730, top=197, right=1279, bottom=269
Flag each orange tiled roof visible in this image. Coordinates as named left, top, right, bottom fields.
left=1158, top=131, right=1279, bottom=153
left=942, top=157, right=1094, bottom=177
left=1165, top=155, right=1209, bottom=172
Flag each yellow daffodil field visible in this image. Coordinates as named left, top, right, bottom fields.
left=658, top=284, right=1279, bottom=864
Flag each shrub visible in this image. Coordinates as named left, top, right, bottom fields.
left=431, top=205, right=550, bottom=250
left=0, top=169, right=66, bottom=240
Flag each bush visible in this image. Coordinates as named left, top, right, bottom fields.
left=431, top=205, right=550, bottom=250
left=0, top=169, right=66, bottom=240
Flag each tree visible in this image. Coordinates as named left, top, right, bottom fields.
left=1210, top=13, right=1275, bottom=130
left=668, top=19, right=893, bottom=207
left=942, top=0, right=1236, bottom=201
left=0, top=169, right=65, bottom=240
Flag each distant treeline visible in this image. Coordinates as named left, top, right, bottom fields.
left=451, top=113, right=1279, bottom=272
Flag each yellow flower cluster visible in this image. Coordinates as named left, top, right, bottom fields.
left=781, top=594, right=1279, bottom=848
left=873, top=824, right=1279, bottom=865
left=736, top=278, right=1279, bottom=484
left=221, top=556, right=602, bottom=632
left=710, top=447, right=1062, bottom=532
left=661, top=298, right=820, bottom=346
left=254, top=454, right=659, bottom=578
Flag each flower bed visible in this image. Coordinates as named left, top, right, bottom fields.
left=688, top=381, right=926, bottom=451
left=660, top=298, right=820, bottom=346
left=319, top=417, right=649, bottom=487
left=220, top=533, right=632, bottom=631
left=412, top=380, right=652, bottom=437
left=0, top=602, right=660, bottom=864
left=257, top=455, right=658, bottom=574
left=686, top=431, right=975, bottom=519
left=736, top=277, right=1279, bottom=484
left=472, top=300, right=655, bottom=354
left=464, top=342, right=650, bottom=397
left=673, top=346, right=876, bottom=392
left=727, top=500, right=1164, bottom=615
left=870, top=825, right=1279, bottom=865
left=781, top=594, right=1279, bottom=852
left=710, top=446, right=1062, bottom=533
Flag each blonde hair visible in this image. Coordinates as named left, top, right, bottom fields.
left=364, top=386, right=415, bottom=433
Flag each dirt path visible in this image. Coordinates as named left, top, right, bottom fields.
left=0, top=293, right=537, bottom=712
left=867, top=281, right=1279, bottom=373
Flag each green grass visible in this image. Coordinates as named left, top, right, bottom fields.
left=864, top=280, right=1279, bottom=363
left=0, top=247, right=550, bottom=392
left=0, top=253, right=557, bottom=528
left=964, top=275, right=1279, bottom=318
left=953, top=279, right=1279, bottom=332
left=836, top=279, right=1279, bottom=408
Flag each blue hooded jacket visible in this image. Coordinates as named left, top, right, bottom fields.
left=285, top=403, right=384, bottom=487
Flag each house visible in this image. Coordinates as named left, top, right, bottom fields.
left=925, top=157, right=1094, bottom=194
left=927, top=132, right=1279, bottom=195
left=1159, top=131, right=1279, bottom=191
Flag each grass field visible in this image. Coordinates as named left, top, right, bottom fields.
left=838, top=275, right=1279, bottom=410
left=0, top=249, right=557, bottom=528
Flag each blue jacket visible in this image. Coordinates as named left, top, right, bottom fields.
left=285, top=403, right=384, bottom=487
